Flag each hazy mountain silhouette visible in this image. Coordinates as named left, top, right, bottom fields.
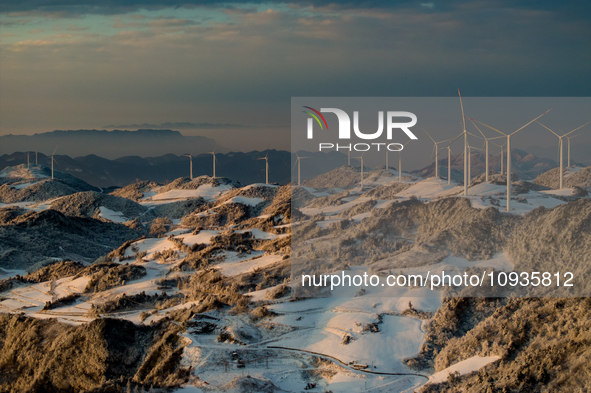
left=0, top=148, right=560, bottom=188
left=0, top=129, right=218, bottom=160
left=0, top=150, right=346, bottom=188
left=102, top=122, right=249, bottom=129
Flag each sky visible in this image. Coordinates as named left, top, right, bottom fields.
left=1, top=1, right=590, bottom=160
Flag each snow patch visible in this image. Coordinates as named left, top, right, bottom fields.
left=98, top=206, right=128, bottom=223
left=428, top=356, right=500, bottom=384
left=223, top=196, right=264, bottom=206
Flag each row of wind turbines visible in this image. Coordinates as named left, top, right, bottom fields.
left=182, top=149, right=273, bottom=185
left=427, top=90, right=589, bottom=211
left=316, top=91, right=588, bottom=213
left=20, top=149, right=59, bottom=179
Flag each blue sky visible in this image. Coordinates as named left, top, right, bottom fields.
left=1, top=1, right=590, bottom=153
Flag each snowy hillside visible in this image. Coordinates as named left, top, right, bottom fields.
left=0, top=162, right=590, bottom=392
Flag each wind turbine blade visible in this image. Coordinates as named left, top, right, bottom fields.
left=436, top=138, right=454, bottom=144
left=451, top=151, right=463, bottom=166
left=511, top=109, right=552, bottom=136
left=52, top=146, right=58, bottom=155
left=435, top=131, right=463, bottom=158
left=292, top=159, right=298, bottom=171
left=468, top=118, right=488, bottom=139
left=466, top=131, right=483, bottom=139
left=477, top=141, right=485, bottom=162
left=563, top=121, right=590, bottom=137
left=458, top=89, right=466, bottom=132
left=430, top=145, right=436, bottom=161
left=535, top=120, right=560, bottom=138
left=469, top=118, right=507, bottom=136
left=423, top=128, right=436, bottom=144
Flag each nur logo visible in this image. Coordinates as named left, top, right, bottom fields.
left=303, top=106, right=418, bottom=152
left=303, top=107, right=418, bottom=140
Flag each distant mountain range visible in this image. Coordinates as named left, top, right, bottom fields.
left=411, top=148, right=558, bottom=181
left=1, top=146, right=562, bottom=189
left=0, top=150, right=347, bottom=188
left=0, top=129, right=218, bottom=160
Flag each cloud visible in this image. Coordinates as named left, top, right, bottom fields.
left=1, top=1, right=587, bottom=18
left=0, top=0, right=589, bottom=149
left=146, top=18, right=197, bottom=28
left=67, top=25, right=89, bottom=31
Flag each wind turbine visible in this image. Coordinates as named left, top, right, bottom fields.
left=423, top=129, right=451, bottom=179
left=207, top=149, right=218, bottom=178
left=459, top=90, right=469, bottom=196
left=50, top=147, right=58, bottom=179
left=456, top=92, right=486, bottom=195
left=470, top=109, right=551, bottom=211
left=435, top=144, right=461, bottom=185
left=535, top=121, right=589, bottom=188
left=493, top=142, right=506, bottom=175
left=398, top=140, right=413, bottom=181
left=467, top=118, right=504, bottom=182
left=353, top=153, right=365, bottom=189
left=257, top=153, right=269, bottom=184
left=436, top=129, right=481, bottom=191
left=447, top=146, right=452, bottom=185
left=27, top=152, right=30, bottom=169
left=466, top=143, right=485, bottom=186
left=293, top=153, right=310, bottom=186
left=181, top=154, right=193, bottom=179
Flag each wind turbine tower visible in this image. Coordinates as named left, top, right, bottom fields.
left=467, top=143, right=484, bottom=186
left=447, top=146, right=452, bottom=185
left=398, top=140, right=413, bottom=182
left=50, top=147, right=57, bottom=179
left=354, top=154, right=365, bottom=189
left=468, top=118, right=504, bottom=182
left=423, top=129, right=451, bottom=179
left=258, top=154, right=269, bottom=184
left=493, top=142, right=506, bottom=175
left=294, top=153, right=310, bottom=186
left=207, top=149, right=218, bottom=178
left=182, top=154, right=193, bottom=179
left=459, top=90, right=468, bottom=196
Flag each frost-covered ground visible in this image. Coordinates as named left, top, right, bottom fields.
left=301, top=175, right=569, bottom=219
left=1, top=164, right=589, bottom=392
